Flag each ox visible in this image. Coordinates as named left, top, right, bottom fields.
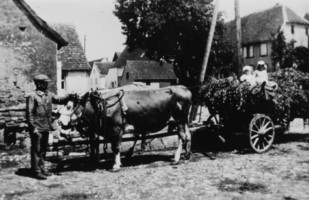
left=59, top=85, right=192, bottom=171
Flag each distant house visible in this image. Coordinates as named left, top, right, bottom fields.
left=52, top=23, right=91, bottom=94
left=0, top=0, right=67, bottom=128
left=112, top=52, right=122, bottom=62
left=88, top=57, right=108, bottom=68
left=113, top=47, right=148, bottom=69
left=225, top=4, right=309, bottom=71
left=112, top=47, right=178, bottom=88
left=90, top=62, right=114, bottom=90
left=119, top=60, right=178, bottom=88
left=305, top=13, right=309, bottom=21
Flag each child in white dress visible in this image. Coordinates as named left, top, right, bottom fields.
left=254, top=60, right=268, bottom=84
left=240, top=65, right=255, bottom=86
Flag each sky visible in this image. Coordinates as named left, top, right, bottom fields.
left=25, top=0, right=309, bottom=62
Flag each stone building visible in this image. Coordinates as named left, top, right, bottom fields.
left=0, top=0, right=67, bottom=143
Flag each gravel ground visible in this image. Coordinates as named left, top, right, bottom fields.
left=0, top=119, right=309, bottom=200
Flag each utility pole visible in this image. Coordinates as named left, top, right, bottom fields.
left=235, top=0, right=242, bottom=76
left=190, top=0, right=220, bottom=122
left=198, top=0, right=220, bottom=85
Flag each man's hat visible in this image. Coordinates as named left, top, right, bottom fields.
left=33, top=74, right=50, bottom=82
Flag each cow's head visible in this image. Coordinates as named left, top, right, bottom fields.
left=57, top=92, right=95, bottom=135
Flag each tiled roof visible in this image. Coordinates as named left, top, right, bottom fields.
left=112, top=52, right=122, bottom=62
left=304, top=13, right=309, bottom=21
left=286, top=7, right=309, bottom=25
left=52, top=23, right=91, bottom=71
left=94, top=62, right=114, bottom=75
left=112, top=46, right=148, bottom=69
left=89, top=58, right=105, bottom=68
left=12, top=0, right=68, bottom=49
left=126, top=60, right=177, bottom=80
left=224, top=5, right=309, bottom=45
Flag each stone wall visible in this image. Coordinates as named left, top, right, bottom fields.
left=0, top=0, right=58, bottom=131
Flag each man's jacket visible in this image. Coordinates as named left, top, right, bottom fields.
left=26, top=90, right=68, bottom=132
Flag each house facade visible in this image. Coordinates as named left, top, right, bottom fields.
left=225, top=4, right=309, bottom=71
left=52, top=23, right=91, bottom=94
left=119, top=60, right=178, bottom=88
left=112, top=47, right=177, bottom=88
left=0, top=0, right=67, bottom=129
left=90, top=62, right=114, bottom=90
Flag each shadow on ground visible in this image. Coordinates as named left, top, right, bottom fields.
left=43, top=128, right=309, bottom=173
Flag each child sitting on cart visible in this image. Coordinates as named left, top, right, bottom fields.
left=254, top=60, right=268, bottom=84
left=240, top=65, right=255, bottom=86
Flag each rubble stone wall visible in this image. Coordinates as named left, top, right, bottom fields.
left=0, top=0, right=57, bottom=130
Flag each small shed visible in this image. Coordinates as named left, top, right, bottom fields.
left=120, top=60, right=178, bottom=88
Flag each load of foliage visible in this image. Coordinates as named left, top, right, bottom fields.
left=269, top=68, right=309, bottom=127
left=200, top=77, right=274, bottom=131
left=200, top=68, right=309, bottom=130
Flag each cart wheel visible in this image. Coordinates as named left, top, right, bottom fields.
left=204, top=113, right=221, bottom=126
left=204, top=114, right=226, bottom=143
left=249, top=114, right=275, bottom=153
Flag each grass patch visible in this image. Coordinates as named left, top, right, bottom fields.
left=59, top=192, right=95, bottom=200
left=238, top=181, right=267, bottom=193
left=5, top=190, right=34, bottom=199
left=283, top=196, right=298, bottom=200
left=218, top=178, right=267, bottom=193
left=46, top=183, right=63, bottom=189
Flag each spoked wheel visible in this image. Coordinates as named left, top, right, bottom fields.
left=204, top=113, right=221, bottom=126
left=249, top=114, right=275, bottom=153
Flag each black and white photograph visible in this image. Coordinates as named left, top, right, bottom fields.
left=1, top=0, right=309, bottom=199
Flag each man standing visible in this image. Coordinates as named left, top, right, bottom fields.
left=26, top=74, right=69, bottom=180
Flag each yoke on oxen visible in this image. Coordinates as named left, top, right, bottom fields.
left=59, top=85, right=192, bottom=171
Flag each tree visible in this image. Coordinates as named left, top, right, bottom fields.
left=114, top=0, right=233, bottom=86
left=271, top=31, right=309, bottom=70
left=293, top=46, right=309, bottom=72
left=271, top=31, right=286, bottom=68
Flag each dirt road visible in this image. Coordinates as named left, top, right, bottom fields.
left=1, top=124, right=309, bottom=200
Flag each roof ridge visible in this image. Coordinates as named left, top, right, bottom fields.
left=280, top=5, right=287, bottom=32
left=240, top=4, right=282, bottom=20
left=50, top=22, right=76, bottom=28
left=12, top=0, right=68, bottom=49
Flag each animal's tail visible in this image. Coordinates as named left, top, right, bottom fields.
left=171, top=85, right=192, bottom=124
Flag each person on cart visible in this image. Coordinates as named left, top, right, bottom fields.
left=254, top=60, right=269, bottom=84
left=240, top=65, right=255, bottom=86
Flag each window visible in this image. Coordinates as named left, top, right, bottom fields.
left=306, top=27, right=308, bottom=35
left=243, top=47, right=247, bottom=58
left=126, top=72, right=129, bottom=79
left=291, top=25, right=294, bottom=34
left=61, top=73, right=65, bottom=89
left=260, top=43, right=268, bottom=56
left=19, top=26, right=26, bottom=32
left=248, top=45, right=254, bottom=58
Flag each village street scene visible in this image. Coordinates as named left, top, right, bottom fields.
left=1, top=0, right=309, bottom=199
